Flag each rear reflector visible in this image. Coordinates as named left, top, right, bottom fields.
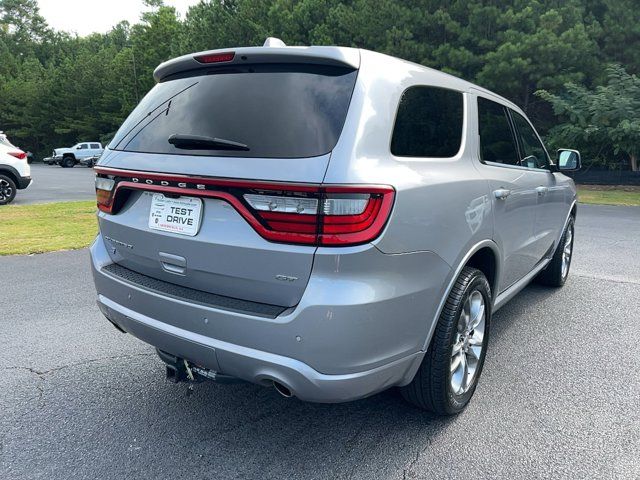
left=93, top=168, right=395, bottom=247
left=194, top=52, right=235, bottom=64
left=8, top=151, right=26, bottom=160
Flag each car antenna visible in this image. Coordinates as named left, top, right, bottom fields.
left=263, top=37, right=286, bottom=47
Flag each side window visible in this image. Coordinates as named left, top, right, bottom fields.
left=391, top=86, right=463, bottom=158
left=78, top=144, right=88, bottom=150
left=477, top=97, right=519, bottom=165
left=90, top=143, right=100, bottom=149
left=510, top=111, right=549, bottom=169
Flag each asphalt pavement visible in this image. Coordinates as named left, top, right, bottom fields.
left=13, top=163, right=96, bottom=205
left=1, top=204, right=639, bottom=479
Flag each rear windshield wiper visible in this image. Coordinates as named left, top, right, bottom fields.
left=168, top=134, right=250, bottom=151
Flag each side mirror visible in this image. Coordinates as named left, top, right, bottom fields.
left=557, top=149, right=581, bottom=172
left=76, top=145, right=82, bottom=149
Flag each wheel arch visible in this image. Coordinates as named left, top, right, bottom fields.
left=419, top=239, right=501, bottom=353
left=465, top=246, right=499, bottom=297
left=0, top=165, right=20, bottom=185
left=557, top=200, right=577, bottom=247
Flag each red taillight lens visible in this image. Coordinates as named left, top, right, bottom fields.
left=8, top=151, right=26, bottom=160
left=243, top=187, right=395, bottom=246
left=95, top=176, right=115, bottom=213
left=320, top=191, right=390, bottom=245
left=194, top=52, right=235, bottom=64
left=94, top=168, right=395, bottom=247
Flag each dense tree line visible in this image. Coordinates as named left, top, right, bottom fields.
left=0, top=0, right=638, bottom=169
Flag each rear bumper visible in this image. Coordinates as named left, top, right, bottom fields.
left=17, top=176, right=32, bottom=189
left=90, top=234, right=451, bottom=403
left=97, top=293, right=422, bottom=402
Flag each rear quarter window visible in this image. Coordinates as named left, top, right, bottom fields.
left=391, top=86, right=464, bottom=158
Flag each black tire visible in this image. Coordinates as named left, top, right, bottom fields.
left=62, top=156, right=75, bottom=168
left=401, top=267, right=492, bottom=415
left=536, top=216, right=574, bottom=287
left=0, top=174, right=17, bottom=205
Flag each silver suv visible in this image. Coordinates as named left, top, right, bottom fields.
left=91, top=40, right=580, bottom=415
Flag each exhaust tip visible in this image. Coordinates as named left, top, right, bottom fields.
left=273, top=381, right=293, bottom=398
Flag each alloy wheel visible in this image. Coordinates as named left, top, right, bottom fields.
left=561, top=224, right=573, bottom=279
left=0, top=179, right=13, bottom=201
left=450, top=290, right=486, bottom=395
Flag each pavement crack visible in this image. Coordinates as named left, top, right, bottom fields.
left=3, top=352, right=155, bottom=376
left=400, top=419, right=450, bottom=480
left=4, top=353, right=155, bottom=408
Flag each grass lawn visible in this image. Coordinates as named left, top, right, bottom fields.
left=0, top=201, right=97, bottom=255
left=577, top=185, right=640, bottom=207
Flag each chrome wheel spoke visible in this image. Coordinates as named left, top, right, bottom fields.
left=469, top=303, right=484, bottom=330
left=451, top=352, right=465, bottom=394
left=468, top=345, right=482, bottom=360
left=451, top=352, right=463, bottom=373
left=459, top=353, right=468, bottom=391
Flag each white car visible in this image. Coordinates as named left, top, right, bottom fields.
left=0, top=132, right=32, bottom=205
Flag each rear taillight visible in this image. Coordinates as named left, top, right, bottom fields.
left=8, top=151, right=26, bottom=160
left=243, top=188, right=394, bottom=245
left=94, top=168, right=395, bottom=247
left=95, top=176, right=115, bottom=213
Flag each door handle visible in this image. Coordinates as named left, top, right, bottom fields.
left=493, top=188, right=511, bottom=200
left=536, top=186, right=549, bottom=196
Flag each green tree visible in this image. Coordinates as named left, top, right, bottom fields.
left=0, top=0, right=639, bottom=168
left=537, top=65, right=640, bottom=171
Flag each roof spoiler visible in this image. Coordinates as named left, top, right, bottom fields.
left=153, top=39, right=360, bottom=82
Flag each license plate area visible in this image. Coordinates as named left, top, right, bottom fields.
left=148, top=193, right=203, bottom=236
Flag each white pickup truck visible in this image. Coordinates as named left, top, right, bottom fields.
left=49, top=142, right=104, bottom=168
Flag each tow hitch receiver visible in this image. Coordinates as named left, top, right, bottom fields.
left=157, top=349, right=241, bottom=384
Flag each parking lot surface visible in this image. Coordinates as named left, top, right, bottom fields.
left=13, top=164, right=95, bottom=205
left=1, top=204, right=639, bottom=479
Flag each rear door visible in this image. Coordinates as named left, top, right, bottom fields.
left=474, top=96, right=541, bottom=293
left=509, top=110, right=566, bottom=258
left=97, top=62, right=358, bottom=307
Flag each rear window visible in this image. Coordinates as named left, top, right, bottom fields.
left=391, top=86, right=463, bottom=158
left=110, top=64, right=358, bottom=159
